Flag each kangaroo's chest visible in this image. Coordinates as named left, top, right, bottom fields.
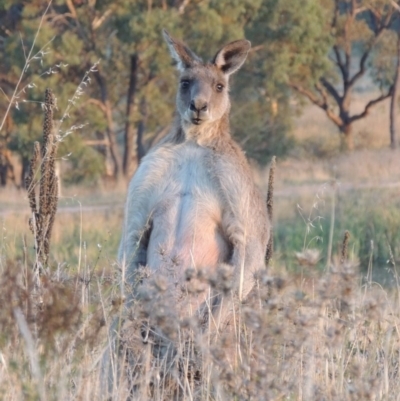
left=146, top=143, right=229, bottom=274
left=153, top=143, right=219, bottom=213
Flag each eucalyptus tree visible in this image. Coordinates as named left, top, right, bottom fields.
left=250, top=0, right=398, bottom=151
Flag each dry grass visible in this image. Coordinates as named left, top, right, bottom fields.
left=1, top=162, right=400, bottom=400
left=252, top=148, right=400, bottom=192
left=1, top=206, right=123, bottom=269
left=1, top=81, right=399, bottom=399
left=1, top=244, right=400, bottom=400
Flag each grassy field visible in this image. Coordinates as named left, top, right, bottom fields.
left=3, top=149, right=400, bottom=279
left=2, top=90, right=400, bottom=399
left=1, top=138, right=400, bottom=399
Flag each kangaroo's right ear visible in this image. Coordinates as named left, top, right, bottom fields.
left=213, top=39, right=251, bottom=76
left=163, top=29, right=201, bottom=71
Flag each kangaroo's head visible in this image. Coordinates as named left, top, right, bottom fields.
left=163, top=30, right=250, bottom=136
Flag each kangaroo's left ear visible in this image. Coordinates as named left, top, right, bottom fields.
left=212, top=40, right=251, bottom=76
left=163, top=29, right=202, bottom=71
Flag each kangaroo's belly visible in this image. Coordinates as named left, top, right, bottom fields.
left=147, top=191, right=230, bottom=279
left=145, top=144, right=231, bottom=280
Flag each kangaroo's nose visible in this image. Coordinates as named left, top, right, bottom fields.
left=190, top=100, right=208, bottom=112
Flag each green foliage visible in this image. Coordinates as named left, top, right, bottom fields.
left=370, top=29, right=398, bottom=89
left=8, top=113, right=40, bottom=159
left=231, top=94, right=295, bottom=163
left=60, top=136, right=105, bottom=185
left=3, top=0, right=400, bottom=183
left=1, top=0, right=296, bottom=184
left=246, top=0, right=333, bottom=92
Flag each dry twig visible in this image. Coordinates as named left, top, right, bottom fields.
left=265, top=156, right=276, bottom=266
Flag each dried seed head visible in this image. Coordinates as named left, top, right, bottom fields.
left=185, top=267, right=196, bottom=281
left=209, top=264, right=233, bottom=294
left=265, top=156, right=276, bottom=266
left=295, top=248, right=321, bottom=267
left=27, top=89, right=59, bottom=266
left=340, top=230, right=350, bottom=266
left=26, top=141, right=40, bottom=215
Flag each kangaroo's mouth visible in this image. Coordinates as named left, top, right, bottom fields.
left=191, top=118, right=202, bottom=125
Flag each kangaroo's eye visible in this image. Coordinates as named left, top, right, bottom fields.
left=181, top=80, right=190, bottom=90
left=216, top=83, right=224, bottom=92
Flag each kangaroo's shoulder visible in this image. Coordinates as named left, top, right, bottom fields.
left=210, top=134, right=253, bottom=175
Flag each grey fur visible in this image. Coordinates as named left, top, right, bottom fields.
left=119, top=31, right=269, bottom=314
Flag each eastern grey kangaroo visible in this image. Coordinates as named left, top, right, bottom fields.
left=119, top=30, right=269, bottom=323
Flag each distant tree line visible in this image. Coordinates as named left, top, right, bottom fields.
left=0, top=0, right=399, bottom=186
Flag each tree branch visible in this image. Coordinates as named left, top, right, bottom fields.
left=391, top=1, right=400, bottom=12
left=346, top=4, right=394, bottom=94
left=0, top=73, right=17, bottom=87
left=348, top=49, right=370, bottom=89
left=333, top=45, right=348, bottom=83
left=349, top=87, right=393, bottom=123
left=320, top=77, right=342, bottom=105
left=85, top=98, right=107, bottom=114
left=348, top=28, right=386, bottom=89
left=178, top=0, right=191, bottom=14
left=343, top=1, right=356, bottom=77
left=290, top=83, right=343, bottom=128
left=65, top=0, right=77, bottom=18
left=290, top=83, right=323, bottom=106
left=92, top=8, right=113, bottom=30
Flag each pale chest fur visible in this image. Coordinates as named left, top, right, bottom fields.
left=136, top=141, right=231, bottom=279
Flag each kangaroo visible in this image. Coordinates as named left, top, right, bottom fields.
left=119, top=30, right=269, bottom=321
left=102, top=31, right=270, bottom=399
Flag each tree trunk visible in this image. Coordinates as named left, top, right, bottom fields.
left=0, top=151, right=16, bottom=187
left=136, top=121, right=146, bottom=163
left=21, top=158, right=29, bottom=188
left=390, top=32, right=400, bottom=150
left=123, top=54, right=139, bottom=178
left=340, top=124, right=354, bottom=151
left=104, top=100, right=122, bottom=179
left=0, top=155, right=7, bottom=186
left=136, top=97, right=148, bottom=163
left=94, top=71, right=122, bottom=181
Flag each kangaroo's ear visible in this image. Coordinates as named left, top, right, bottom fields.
left=213, top=40, right=251, bottom=76
left=163, top=29, right=201, bottom=71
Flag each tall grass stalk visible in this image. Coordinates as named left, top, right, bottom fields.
left=14, top=307, right=46, bottom=401
left=326, top=181, right=336, bottom=270
left=265, top=156, right=276, bottom=266
left=0, top=1, right=53, bottom=135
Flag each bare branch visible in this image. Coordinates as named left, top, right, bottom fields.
left=0, top=86, right=11, bottom=102
left=249, top=45, right=265, bottom=54
left=348, top=48, right=371, bottom=88
left=290, top=83, right=323, bottom=106
left=331, top=0, right=340, bottom=31
left=178, top=0, right=191, bottom=14
left=383, top=7, right=395, bottom=27
left=86, top=98, right=107, bottom=114
left=348, top=12, right=388, bottom=90
left=343, top=1, right=357, bottom=75
left=290, top=83, right=343, bottom=128
left=92, top=8, right=113, bottom=30
left=350, top=87, right=393, bottom=123
left=65, top=0, right=77, bottom=18
left=320, top=77, right=342, bottom=105
left=333, top=45, right=348, bottom=83
left=392, top=1, right=400, bottom=12
left=0, top=1, right=53, bottom=134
